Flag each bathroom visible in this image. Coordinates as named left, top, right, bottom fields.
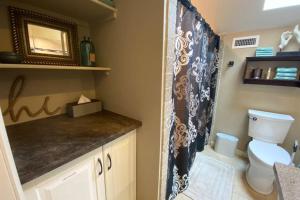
left=0, top=0, right=300, bottom=200
left=163, top=0, right=300, bottom=199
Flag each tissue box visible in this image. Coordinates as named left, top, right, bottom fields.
left=66, top=99, right=102, bottom=118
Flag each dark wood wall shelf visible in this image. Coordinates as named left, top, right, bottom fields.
left=244, top=79, right=300, bottom=87
left=246, top=56, right=300, bottom=62
left=243, top=56, right=300, bottom=87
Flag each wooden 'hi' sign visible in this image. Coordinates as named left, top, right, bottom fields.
left=3, top=76, right=61, bottom=122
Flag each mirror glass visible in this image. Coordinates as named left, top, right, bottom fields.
left=27, top=23, right=70, bottom=56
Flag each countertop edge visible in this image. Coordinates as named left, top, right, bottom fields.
left=274, top=162, right=300, bottom=200
left=22, top=129, right=138, bottom=187
left=273, top=163, right=284, bottom=200
left=6, top=110, right=142, bottom=184
left=21, top=128, right=138, bottom=184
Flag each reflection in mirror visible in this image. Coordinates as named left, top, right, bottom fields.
left=28, top=23, right=70, bottom=56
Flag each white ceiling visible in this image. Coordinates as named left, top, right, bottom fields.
left=194, top=0, right=300, bottom=34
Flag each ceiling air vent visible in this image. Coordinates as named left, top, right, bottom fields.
left=232, top=35, right=260, bottom=49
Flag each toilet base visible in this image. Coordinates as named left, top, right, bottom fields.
left=246, top=164, right=274, bottom=195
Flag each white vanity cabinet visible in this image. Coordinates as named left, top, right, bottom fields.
left=0, top=148, right=19, bottom=200
left=94, top=148, right=106, bottom=200
left=0, top=109, right=24, bottom=200
left=23, top=130, right=136, bottom=200
left=103, top=131, right=136, bottom=200
left=36, top=160, right=98, bottom=200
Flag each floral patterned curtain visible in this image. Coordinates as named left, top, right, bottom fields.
left=166, top=0, right=220, bottom=199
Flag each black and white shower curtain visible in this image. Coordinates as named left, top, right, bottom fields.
left=166, top=0, right=220, bottom=199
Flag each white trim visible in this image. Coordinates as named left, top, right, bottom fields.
left=0, top=108, right=25, bottom=199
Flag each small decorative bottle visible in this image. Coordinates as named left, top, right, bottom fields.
left=266, top=67, right=272, bottom=80
left=80, top=36, right=89, bottom=66
left=80, top=36, right=96, bottom=67
left=88, top=37, right=96, bottom=67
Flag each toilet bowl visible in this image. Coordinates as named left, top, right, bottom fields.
left=246, top=139, right=291, bottom=194
left=246, top=109, right=294, bottom=194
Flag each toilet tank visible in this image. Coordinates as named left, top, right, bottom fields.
left=248, top=109, right=294, bottom=144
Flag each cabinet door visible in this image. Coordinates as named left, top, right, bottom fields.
left=94, top=149, right=106, bottom=200
left=37, top=160, right=97, bottom=200
left=104, top=131, right=136, bottom=200
left=0, top=150, right=17, bottom=200
left=0, top=108, right=25, bottom=200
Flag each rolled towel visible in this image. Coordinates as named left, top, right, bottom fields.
left=274, top=76, right=297, bottom=80
left=276, top=68, right=298, bottom=73
left=256, top=47, right=274, bottom=51
left=256, top=50, right=273, bottom=53
left=276, top=72, right=297, bottom=77
left=256, top=51, right=273, bottom=53
left=256, top=53, right=273, bottom=55
left=256, top=54, right=273, bottom=57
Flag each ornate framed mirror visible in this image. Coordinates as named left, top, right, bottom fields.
left=9, top=7, right=79, bottom=66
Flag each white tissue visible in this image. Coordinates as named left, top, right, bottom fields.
left=78, top=94, right=91, bottom=104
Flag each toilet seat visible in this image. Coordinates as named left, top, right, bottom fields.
left=248, top=139, right=291, bottom=167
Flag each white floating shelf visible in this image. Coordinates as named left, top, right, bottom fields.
left=0, top=64, right=111, bottom=71
left=16, top=0, right=117, bottom=21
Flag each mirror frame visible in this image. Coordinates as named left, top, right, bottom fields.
left=9, top=7, right=79, bottom=66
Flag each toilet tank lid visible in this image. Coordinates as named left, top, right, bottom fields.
left=216, top=132, right=239, bottom=142
left=248, top=109, right=294, bottom=121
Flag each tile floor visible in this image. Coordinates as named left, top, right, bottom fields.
left=175, top=146, right=277, bottom=200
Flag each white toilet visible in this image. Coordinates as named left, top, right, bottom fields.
left=246, top=109, right=294, bottom=195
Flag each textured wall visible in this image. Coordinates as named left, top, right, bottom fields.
left=212, top=26, right=300, bottom=163
left=0, top=1, right=95, bottom=125
left=90, top=0, right=165, bottom=199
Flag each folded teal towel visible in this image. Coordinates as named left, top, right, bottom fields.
left=256, top=54, right=273, bottom=56
left=256, top=54, right=273, bottom=57
left=276, top=68, right=298, bottom=73
left=274, top=76, right=297, bottom=80
left=276, top=72, right=297, bottom=77
left=256, top=48, right=274, bottom=56
left=256, top=50, right=273, bottom=53
left=256, top=47, right=273, bottom=50
left=256, top=53, right=273, bottom=55
left=256, top=53, right=273, bottom=56
left=256, top=49, right=273, bottom=51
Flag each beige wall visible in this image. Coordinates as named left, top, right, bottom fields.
left=0, top=1, right=96, bottom=125
left=90, top=0, right=165, bottom=199
left=191, top=0, right=218, bottom=32
left=213, top=26, right=300, bottom=163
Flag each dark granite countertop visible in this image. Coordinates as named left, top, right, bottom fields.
left=6, top=110, right=142, bottom=184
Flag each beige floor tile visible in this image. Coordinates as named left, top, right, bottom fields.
left=175, top=193, right=192, bottom=200
left=232, top=192, right=249, bottom=200
left=174, top=146, right=277, bottom=200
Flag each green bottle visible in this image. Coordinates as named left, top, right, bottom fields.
left=80, top=36, right=89, bottom=66
left=80, top=36, right=96, bottom=67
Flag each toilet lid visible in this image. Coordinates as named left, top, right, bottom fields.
left=249, top=140, right=291, bottom=166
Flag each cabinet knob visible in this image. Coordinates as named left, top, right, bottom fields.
left=107, top=153, right=112, bottom=171
left=97, top=158, right=103, bottom=176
